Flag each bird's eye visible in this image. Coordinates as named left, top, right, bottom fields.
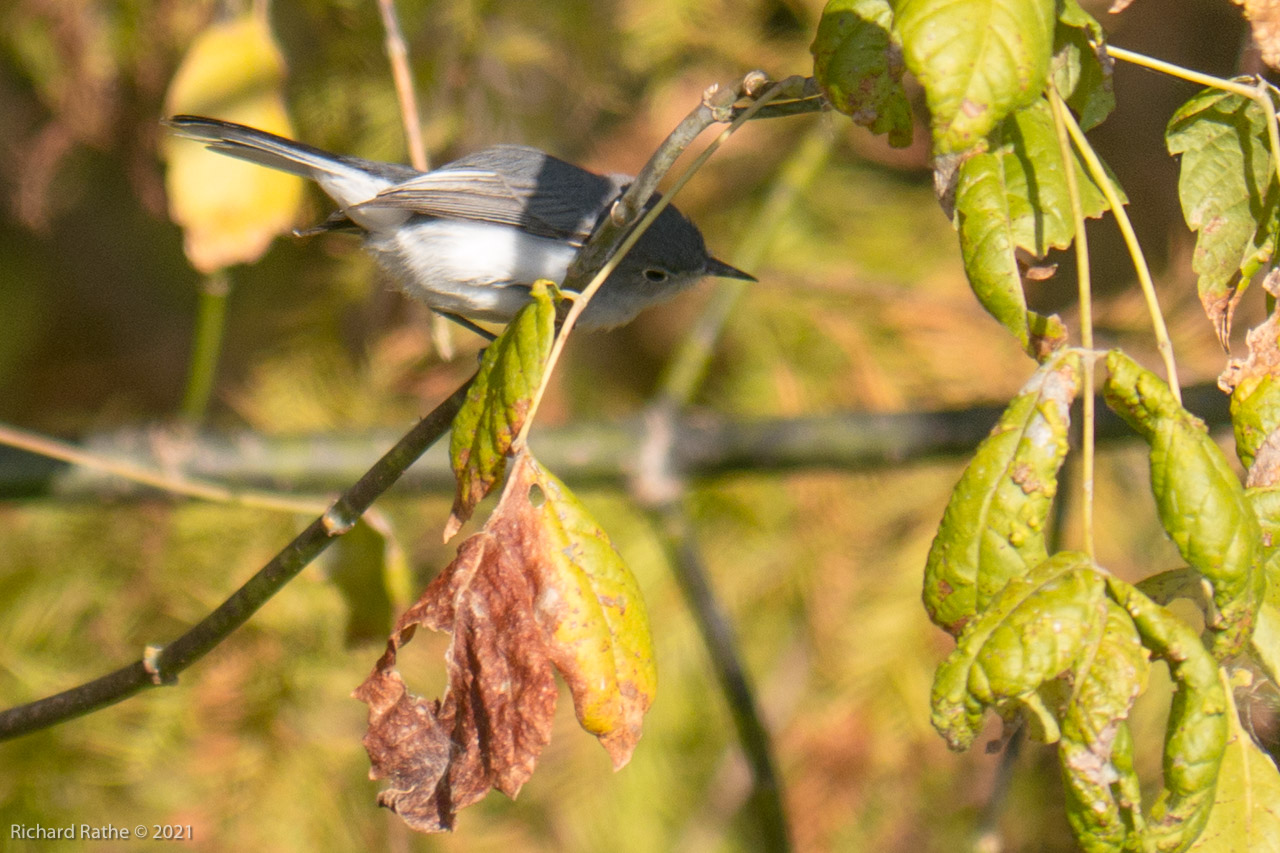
left=643, top=268, right=669, bottom=283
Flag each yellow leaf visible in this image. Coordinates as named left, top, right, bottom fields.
left=162, top=13, right=302, bottom=273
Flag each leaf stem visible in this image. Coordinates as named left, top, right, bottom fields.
left=1059, top=104, right=1181, bottom=403
left=1048, top=89, right=1095, bottom=560
left=180, top=271, right=230, bottom=422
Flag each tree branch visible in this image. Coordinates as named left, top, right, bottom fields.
left=0, top=376, right=473, bottom=741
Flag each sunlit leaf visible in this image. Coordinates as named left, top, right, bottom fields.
left=953, top=148, right=1068, bottom=358
left=445, top=281, right=556, bottom=541
left=356, top=450, right=655, bottom=832
left=162, top=13, right=302, bottom=273
left=932, top=551, right=1106, bottom=751
left=1185, top=673, right=1280, bottom=851
left=1249, top=486, right=1280, bottom=682
left=1167, top=86, right=1280, bottom=345
left=1106, top=577, right=1230, bottom=852
left=924, top=352, right=1079, bottom=633
left=1059, top=600, right=1150, bottom=849
left=811, top=0, right=914, bottom=147
left=893, top=0, right=1055, bottom=153
left=1104, top=350, right=1263, bottom=658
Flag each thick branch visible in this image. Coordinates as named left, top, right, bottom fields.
left=0, top=381, right=1232, bottom=500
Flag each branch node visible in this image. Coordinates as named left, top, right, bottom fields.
left=143, top=645, right=173, bottom=685
left=322, top=505, right=357, bottom=536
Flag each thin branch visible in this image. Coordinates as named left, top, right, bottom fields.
left=650, top=502, right=791, bottom=852
left=0, top=376, right=473, bottom=741
left=517, top=74, right=796, bottom=449
left=377, top=0, right=428, bottom=171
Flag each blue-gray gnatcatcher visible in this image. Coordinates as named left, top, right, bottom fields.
left=165, top=116, right=753, bottom=331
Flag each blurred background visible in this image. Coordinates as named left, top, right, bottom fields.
left=0, top=0, right=1263, bottom=850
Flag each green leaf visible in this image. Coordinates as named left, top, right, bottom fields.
left=892, top=0, right=1055, bottom=153
left=931, top=551, right=1106, bottom=752
left=1106, top=577, right=1230, bottom=852
left=446, top=281, right=556, bottom=540
left=1104, top=350, right=1263, bottom=658
left=511, top=453, right=658, bottom=768
left=1233, top=372, right=1280, bottom=472
left=1249, top=487, right=1280, bottom=683
left=811, top=0, right=914, bottom=147
left=953, top=148, right=1068, bottom=358
left=1052, top=0, right=1114, bottom=131
left=924, top=353, right=1079, bottom=633
left=1186, top=674, right=1280, bottom=852
left=1167, top=86, right=1280, bottom=345
left=1059, top=600, right=1151, bottom=850
left=325, top=518, right=400, bottom=646
left=1000, top=99, right=1114, bottom=257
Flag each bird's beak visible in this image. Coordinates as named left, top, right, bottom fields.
left=704, top=257, right=757, bottom=282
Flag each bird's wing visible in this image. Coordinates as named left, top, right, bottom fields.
left=350, top=145, right=625, bottom=243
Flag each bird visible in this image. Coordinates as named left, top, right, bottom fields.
left=165, top=116, right=754, bottom=332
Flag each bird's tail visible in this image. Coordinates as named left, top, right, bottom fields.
left=164, top=115, right=413, bottom=212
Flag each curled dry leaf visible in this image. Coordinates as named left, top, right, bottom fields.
left=355, top=451, right=656, bottom=832
left=1236, top=0, right=1280, bottom=70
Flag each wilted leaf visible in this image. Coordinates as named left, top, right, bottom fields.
left=356, top=450, right=655, bottom=832
left=1167, top=87, right=1280, bottom=346
left=953, top=147, right=1068, bottom=358
left=811, top=0, right=914, bottom=147
left=1059, top=600, right=1150, bottom=850
left=1185, top=672, right=1280, bottom=851
left=445, top=281, right=556, bottom=541
left=163, top=13, right=303, bottom=273
left=1234, top=0, right=1280, bottom=72
left=354, top=533, right=557, bottom=832
left=1224, top=309, right=1280, bottom=483
left=1053, top=0, right=1114, bottom=131
left=1104, top=350, right=1264, bottom=658
left=1106, top=577, right=1230, bottom=852
left=931, top=551, right=1107, bottom=752
left=924, top=352, right=1079, bottom=632
left=893, top=0, right=1055, bottom=153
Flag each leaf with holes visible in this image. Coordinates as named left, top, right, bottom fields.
left=445, top=280, right=556, bottom=541
left=356, top=450, right=655, bottom=832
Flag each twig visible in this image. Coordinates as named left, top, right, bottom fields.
left=181, top=270, right=230, bottom=423
left=376, top=0, right=428, bottom=172
left=0, top=376, right=473, bottom=741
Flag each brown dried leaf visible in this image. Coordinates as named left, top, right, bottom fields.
left=354, top=533, right=557, bottom=832
left=355, top=450, right=656, bottom=832
left=1236, top=0, right=1280, bottom=70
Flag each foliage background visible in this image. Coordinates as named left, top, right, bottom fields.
left=0, top=0, right=1261, bottom=850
